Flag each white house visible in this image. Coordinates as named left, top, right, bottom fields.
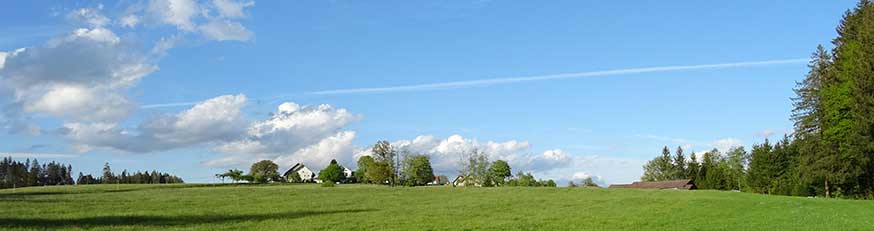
left=283, top=163, right=314, bottom=183
left=343, top=167, right=354, bottom=179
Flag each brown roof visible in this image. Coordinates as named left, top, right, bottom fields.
left=608, top=179, right=695, bottom=190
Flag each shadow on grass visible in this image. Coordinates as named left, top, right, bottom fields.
left=0, top=184, right=244, bottom=198
left=0, top=209, right=374, bottom=228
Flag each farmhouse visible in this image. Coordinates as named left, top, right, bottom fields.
left=608, top=179, right=695, bottom=190
left=283, top=163, right=315, bottom=183
left=343, top=167, right=354, bottom=179
left=452, top=175, right=466, bottom=187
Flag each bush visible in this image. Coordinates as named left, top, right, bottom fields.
left=321, top=181, right=336, bottom=187
left=319, top=159, right=345, bottom=184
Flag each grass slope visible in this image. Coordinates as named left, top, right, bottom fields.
left=2, top=184, right=874, bottom=230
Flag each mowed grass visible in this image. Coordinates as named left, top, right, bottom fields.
left=2, top=184, right=874, bottom=230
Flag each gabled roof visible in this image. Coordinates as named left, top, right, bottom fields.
left=283, top=163, right=308, bottom=176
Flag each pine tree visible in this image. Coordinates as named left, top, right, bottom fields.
left=641, top=146, right=674, bottom=181
left=28, top=159, right=40, bottom=186
left=688, top=152, right=700, bottom=182
left=818, top=0, right=874, bottom=197
left=794, top=45, right=833, bottom=197
left=674, top=146, right=687, bottom=179
left=102, top=162, right=114, bottom=184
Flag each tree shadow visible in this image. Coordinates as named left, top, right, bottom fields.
left=0, top=184, right=242, bottom=198
left=0, top=209, right=374, bottom=229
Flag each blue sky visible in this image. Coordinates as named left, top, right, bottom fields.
left=0, top=1, right=858, bottom=184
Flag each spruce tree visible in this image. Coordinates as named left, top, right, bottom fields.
left=674, top=146, right=687, bottom=179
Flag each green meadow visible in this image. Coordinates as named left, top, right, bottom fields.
left=2, top=184, right=874, bottom=230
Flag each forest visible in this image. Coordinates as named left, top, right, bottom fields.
left=0, top=159, right=183, bottom=189
left=641, top=1, right=874, bottom=199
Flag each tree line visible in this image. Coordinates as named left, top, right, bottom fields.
left=0, top=157, right=74, bottom=189
left=220, top=140, right=567, bottom=187
left=640, top=0, right=874, bottom=199
left=76, top=162, right=184, bottom=184
left=353, top=140, right=559, bottom=187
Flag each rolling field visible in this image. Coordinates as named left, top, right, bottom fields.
left=2, top=184, right=874, bottom=230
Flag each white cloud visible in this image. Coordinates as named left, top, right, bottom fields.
left=199, top=19, right=253, bottom=41
left=63, top=94, right=248, bottom=152
left=212, top=0, right=254, bottom=18
left=529, top=149, right=572, bottom=171
left=712, top=138, right=743, bottom=152
left=145, top=0, right=255, bottom=41
left=120, top=15, right=141, bottom=28
left=140, top=94, right=248, bottom=144
left=0, top=51, right=7, bottom=70
left=1, top=25, right=155, bottom=123
left=148, top=0, right=200, bottom=31
left=390, top=135, right=596, bottom=178
left=274, top=131, right=358, bottom=170
left=68, top=7, right=110, bottom=27
left=391, top=134, right=534, bottom=175
left=217, top=103, right=359, bottom=154
left=24, top=84, right=134, bottom=122
left=206, top=101, right=360, bottom=168
left=68, top=27, right=120, bottom=44
left=1, top=3, right=255, bottom=133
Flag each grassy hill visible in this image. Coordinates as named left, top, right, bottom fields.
left=2, top=184, right=874, bottom=230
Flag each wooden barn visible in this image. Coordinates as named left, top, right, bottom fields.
left=608, top=179, right=695, bottom=190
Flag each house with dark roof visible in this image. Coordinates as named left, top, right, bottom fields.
left=608, top=179, right=695, bottom=190
left=282, top=163, right=315, bottom=183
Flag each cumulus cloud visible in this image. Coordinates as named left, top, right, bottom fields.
left=205, top=102, right=361, bottom=168
left=273, top=131, right=358, bottom=170
left=0, top=51, right=7, bottom=70
left=385, top=134, right=645, bottom=185
left=147, top=0, right=200, bottom=31
left=63, top=94, right=248, bottom=152
left=389, top=134, right=582, bottom=176
left=1, top=3, right=254, bottom=134
left=0, top=25, right=155, bottom=123
left=144, top=0, right=254, bottom=41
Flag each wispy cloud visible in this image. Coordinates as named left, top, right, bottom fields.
left=140, top=101, right=204, bottom=109
left=1, top=152, right=80, bottom=158
left=308, top=58, right=807, bottom=95
left=140, top=58, right=807, bottom=108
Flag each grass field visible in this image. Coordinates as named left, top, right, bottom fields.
left=2, top=184, right=874, bottom=230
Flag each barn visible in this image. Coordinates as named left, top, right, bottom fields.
left=608, top=179, right=695, bottom=190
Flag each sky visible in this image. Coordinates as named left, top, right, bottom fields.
left=0, top=0, right=859, bottom=185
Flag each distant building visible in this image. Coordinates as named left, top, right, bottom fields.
left=452, top=175, right=483, bottom=187
left=608, top=179, right=695, bottom=190
left=428, top=175, right=449, bottom=185
left=283, top=163, right=315, bottom=183
left=452, top=175, right=466, bottom=187
left=343, top=167, right=354, bottom=179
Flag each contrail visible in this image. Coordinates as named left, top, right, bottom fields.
left=308, top=58, right=809, bottom=95
left=140, top=58, right=808, bottom=108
